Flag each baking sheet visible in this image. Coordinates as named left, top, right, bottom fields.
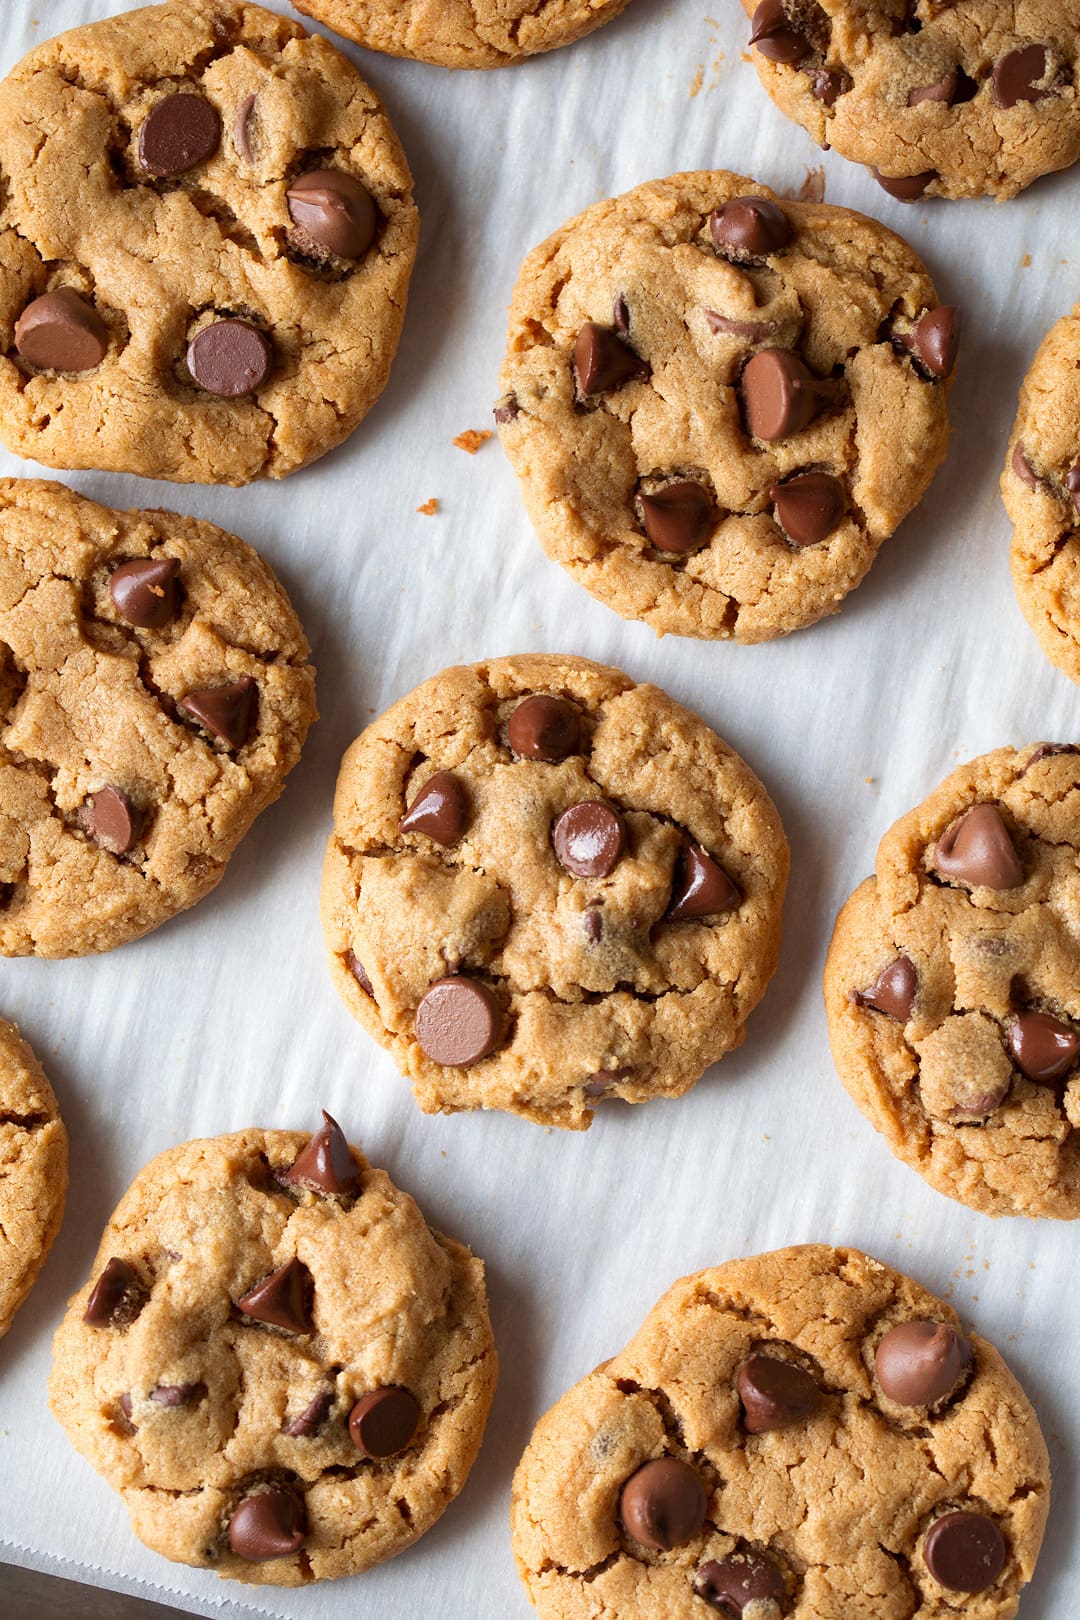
left=1, top=1, right=1079, bottom=1614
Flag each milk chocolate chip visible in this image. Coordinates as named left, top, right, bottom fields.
left=228, top=1489, right=306, bottom=1561
left=738, top=1354, right=822, bottom=1432
left=348, top=1387, right=420, bottom=1457
left=237, top=1258, right=313, bottom=1334
left=1008, top=1011, right=1080, bottom=1084
left=139, top=94, right=221, bottom=178
left=507, top=695, right=580, bottom=761
left=285, top=1389, right=334, bottom=1438
left=573, top=322, right=650, bottom=398
left=400, top=771, right=469, bottom=845
left=742, top=350, right=828, bottom=441
left=934, top=805, right=1022, bottom=890
left=282, top=1111, right=361, bottom=1197
left=84, top=1258, right=142, bottom=1327
left=709, top=195, right=791, bottom=260
left=770, top=471, right=845, bottom=545
left=178, top=677, right=256, bottom=749
left=857, top=956, right=917, bottom=1021
left=79, top=786, right=136, bottom=856
left=553, top=801, right=625, bottom=879
left=286, top=170, right=377, bottom=260
left=415, top=977, right=500, bottom=1067
left=15, top=289, right=108, bottom=372
left=695, top=1551, right=786, bottom=1613
left=618, top=1458, right=707, bottom=1551
left=871, top=168, right=937, bottom=200
left=637, top=481, right=714, bottom=554
left=875, top=1320, right=972, bottom=1406
left=748, top=0, right=810, bottom=64
left=909, top=307, right=960, bottom=379
left=109, top=557, right=180, bottom=629
left=666, top=843, right=739, bottom=921
left=993, top=44, right=1051, bottom=109
left=187, top=320, right=271, bottom=397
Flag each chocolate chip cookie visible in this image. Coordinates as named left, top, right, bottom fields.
left=0, top=478, right=315, bottom=956
left=290, top=0, right=634, bottom=70
left=0, top=1017, right=67, bottom=1338
left=321, top=654, right=788, bottom=1128
left=740, top=1, right=1080, bottom=203
left=512, top=1244, right=1050, bottom=1619
left=1003, top=305, right=1080, bottom=685
left=496, top=172, right=955, bottom=641
left=49, top=1116, right=496, bottom=1586
left=0, top=0, right=417, bottom=484
left=825, top=744, right=1080, bottom=1218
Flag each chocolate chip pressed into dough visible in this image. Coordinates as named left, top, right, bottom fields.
left=511, top=1245, right=1049, bottom=1619
left=0, top=1017, right=67, bottom=1338
left=321, top=654, right=788, bottom=1128
left=48, top=1120, right=496, bottom=1586
left=496, top=171, right=955, bottom=642
left=290, top=0, right=635, bottom=70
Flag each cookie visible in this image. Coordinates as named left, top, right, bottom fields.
left=49, top=1116, right=496, bottom=1586
left=290, top=0, right=634, bottom=70
left=0, top=1017, right=67, bottom=1338
left=0, top=0, right=417, bottom=484
left=321, top=654, right=788, bottom=1128
left=825, top=744, right=1080, bottom=1218
left=740, top=1, right=1080, bottom=203
left=1002, top=305, right=1080, bottom=684
left=0, top=478, right=316, bottom=957
left=511, top=1244, right=1050, bottom=1619
left=496, top=172, right=955, bottom=642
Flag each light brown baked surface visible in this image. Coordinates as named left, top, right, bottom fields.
left=0, top=1016, right=67, bottom=1339
left=292, top=0, right=634, bottom=70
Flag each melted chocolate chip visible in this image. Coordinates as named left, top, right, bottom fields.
left=84, top=1258, right=143, bottom=1328
left=812, top=68, right=851, bottom=106
left=875, top=1320, right=971, bottom=1406
left=109, top=557, right=180, bottom=629
left=139, top=94, right=221, bottom=178
left=493, top=395, right=520, bottom=425
left=237, top=1257, right=314, bottom=1334
left=15, top=289, right=108, bottom=372
left=748, top=0, right=810, bottom=64
left=415, top=977, right=501, bottom=1067
left=348, top=1387, right=420, bottom=1457
left=871, top=168, right=938, bottom=201
left=695, top=1550, right=786, bottom=1613
left=934, top=804, right=1022, bottom=890
left=228, top=1489, right=306, bottom=1561
left=286, top=170, right=377, bottom=260
left=738, top=1353, right=822, bottom=1433
left=178, top=677, right=256, bottom=749
left=282, top=1111, right=361, bottom=1196
left=993, top=44, right=1051, bottom=109
left=857, top=956, right=917, bottom=1021
left=709, top=195, right=792, bottom=261
left=618, top=1457, right=707, bottom=1550
left=400, top=770, right=469, bottom=845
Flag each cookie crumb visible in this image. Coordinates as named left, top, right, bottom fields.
left=797, top=167, right=826, bottom=203
left=1021, top=253, right=1032, bottom=268
left=416, top=498, right=439, bottom=516
left=689, top=63, right=703, bottom=97
left=453, top=429, right=492, bottom=455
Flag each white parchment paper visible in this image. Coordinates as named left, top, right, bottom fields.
left=1, top=1, right=1079, bottom=1615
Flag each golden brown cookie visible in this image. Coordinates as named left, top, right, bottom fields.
left=321, top=654, right=788, bottom=1128
left=49, top=1117, right=496, bottom=1586
left=512, top=1245, right=1050, bottom=1620
left=0, top=478, right=316, bottom=957
left=0, top=0, right=417, bottom=484
left=496, top=171, right=955, bottom=641
left=291, top=0, right=634, bottom=70
left=825, top=744, right=1080, bottom=1218
left=0, top=1017, right=67, bottom=1338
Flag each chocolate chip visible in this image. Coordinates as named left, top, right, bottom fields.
left=118, top=1393, right=134, bottom=1421
left=187, top=320, right=271, bottom=397
left=618, top=1457, right=707, bottom=1550
left=738, top=1353, right=822, bottom=1432
left=14, top=289, right=108, bottom=372
left=695, top=1551, right=786, bottom=1613
left=924, top=1510, right=1006, bottom=1593
left=585, top=1067, right=631, bottom=1097
left=871, top=168, right=937, bottom=200
left=149, top=1381, right=207, bottom=1408
left=875, top=1320, right=972, bottom=1406
left=704, top=310, right=779, bottom=342
left=1008, top=1011, right=1080, bottom=1084
left=493, top=395, right=520, bottom=425
left=993, top=44, right=1051, bottom=109
left=910, top=306, right=961, bottom=379
left=237, top=1257, right=313, bottom=1334
left=748, top=0, right=810, bottom=64
left=573, top=322, right=650, bottom=399
left=1011, top=443, right=1039, bottom=488
left=553, top=801, right=625, bottom=879
left=286, top=170, right=377, bottom=260
left=400, top=770, right=469, bottom=845
left=666, top=843, right=739, bottom=921
left=285, top=1389, right=334, bottom=1438
left=741, top=349, right=828, bottom=441
left=415, top=976, right=500, bottom=1067
left=908, top=67, right=959, bottom=106
left=228, top=1489, right=306, bottom=1561
left=770, top=471, right=845, bottom=546
left=857, top=956, right=917, bottom=1021
left=709, top=196, right=791, bottom=261
left=637, top=481, right=714, bottom=554
left=934, top=805, right=1022, bottom=890
left=583, top=904, right=604, bottom=943
left=346, top=951, right=374, bottom=994
left=1067, top=463, right=1080, bottom=515
left=348, top=1387, right=420, bottom=1457
left=178, top=677, right=256, bottom=749
left=812, top=68, right=851, bottom=106
left=109, top=557, right=180, bottom=629
left=282, top=1111, right=361, bottom=1197
left=1023, top=742, right=1080, bottom=771
left=79, top=786, right=136, bottom=856
left=139, top=94, right=221, bottom=178
left=233, top=93, right=257, bottom=162
left=612, top=294, right=631, bottom=335
left=84, top=1258, right=143, bottom=1327
left=507, top=694, right=580, bottom=761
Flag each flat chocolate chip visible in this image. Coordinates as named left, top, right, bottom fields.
left=84, top=1258, right=142, bottom=1327
left=178, top=677, right=256, bottom=749
left=573, top=322, right=650, bottom=399
left=612, top=293, right=631, bottom=334
left=934, top=804, right=1022, bottom=890
left=738, top=1353, right=822, bottom=1433
left=618, top=1457, right=707, bottom=1550
left=908, top=67, right=959, bottom=106
left=415, top=976, right=500, bottom=1067
left=109, top=557, right=180, bottom=629
left=911, top=306, right=960, bottom=378
left=237, top=1257, right=313, bottom=1334
left=15, top=289, right=108, bottom=372
left=349, top=1387, right=420, bottom=1457
left=924, top=1510, right=1006, bottom=1593
left=187, top=320, right=271, bottom=397
left=286, top=170, right=377, bottom=260
left=704, top=310, right=778, bottom=342
left=770, top=471, right=845, bottom=545
left=993, top=44, right=1051, bottom=109
left=1009, top=1011, right=1080, bottom=1084
left=695, top=1551, right=786, bottom=1613
left=637, top=481, right=714, bottom=554
left=1012, top=443, right=1039, bottom=488
left=748, top=0, right=810, bottom=64
left=282, top=1110, right=361, bottom=1196
left=79, top=786, right=136, bottom=856
left=812, top=68, right=851, bottom=106
left=400, top=770, right=469, bottom=845
left=285, top=1389, right=334, bottom=1438
left=875, top=1320, right=972, bottom=1406
left=666, top=843, right=739, bottom=921
left=234, top=93, right=257, bottom=162
left=228, top=1489, right=306, bottom=1561
left=346, top=951, right=374, bottom=994
left=857, top=956, right=917, bottom=1021
left=553, top=801, right=625, bottom=879
left=742, top=349, right=828, bottom=441
left=871, top=167, right=937, bottom=200
left=507, top=694, right=580, bottom=761
left=710, top=195, right=791, bottom=260
left=139, top=94, right=221, bottom=178
left=149, top=1381, right=206, bottom=1408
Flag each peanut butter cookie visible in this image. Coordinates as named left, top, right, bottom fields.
left=0, top=1017, right=67, bottom=1338
left=291, top=0, right=634, bottom=70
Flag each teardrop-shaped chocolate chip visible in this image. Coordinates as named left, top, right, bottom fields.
left=770, top=471, right=846, bottom=546
left=637, top=481, right=714, bottom=554
left=709, top=195, right=791, bottom=260
left=857, top=956, right=917, bottom=1022
left=109, top=557, right=180, bottom=629
left=748, top=0, right=810, bottom=64
left=400, top=770, right=469, bottom=845
left=618, top=1457, right=707, bottom=1550
left=666, top=843, right=740, bottom=921
left=1008, top=1011, right=1080, bottom=1084
left=79, top=786, right=136, bottom=856
left=237, top=1257, right=313, bottom=1334
left=84, top=1258, right=143, bottom=1328
left=573, top=322, right=650, bottom=399
left=875, top=1320, right=971, bottom=1406
left=871, top=168, right=938, bottom=201
left=285, top=1389, right=334, bottom=1438
left=282, top=1111, right=361, bottom=1197
left=228, top=1488, right=306, bottom=1561
left=348, top=1387, right=420, bottom=1457
left=910, top=306, right=961, bottom=379
left=738, top=1353, right=822, bottom=1432
left=742, top=350, right=829, bottom=441
left=178, top=677, right=256, bottom=749
left=934, top=804, right=1022, bottom=890
left=286, top=170, right=377, bottom=261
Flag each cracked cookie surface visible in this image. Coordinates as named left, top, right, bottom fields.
left=0, top=1016, right=67, bottom=1338
left=496, top=171, right=954, bottom=642
left=825, top=745, right=1080, bottom=1218
left=48, top=1119, right=496, bottom=1586
left=321, top=654, right=788, bottom=1128
left=0, top=0, right=417, bottom=484
left=290, top=0, right=634, bottom=70
left=739, top=0, right=1080, bottom=203
left=0, top=477, right=316, bottom=957
left=511, top=1244, right=1049, bottom=1620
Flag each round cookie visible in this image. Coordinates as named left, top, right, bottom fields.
left=0, top=0, right=418, bottom=484
left=290, top=0, right=634, bottom=70
left=739, top=1, right=1080, bottom=203
left=321, top=654, right=788, bottom=1128
left=0, top=478, right=316, bottom=957
left=512, top=1244, right=1050, bottom=1620
left=496, top=171, right=956, bottom=642
left=0, top=1017, right=67, bottom=1338
left=825, top=744, right=1080, bottom=1218
left=1002, top=305, right=1080, bottom=684
left=49, top=1116, right=496, bottom=1586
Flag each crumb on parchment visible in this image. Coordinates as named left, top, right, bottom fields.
left=416, top=498, right=439, bottom=516
left=453, top=429, right=493, bottom=454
